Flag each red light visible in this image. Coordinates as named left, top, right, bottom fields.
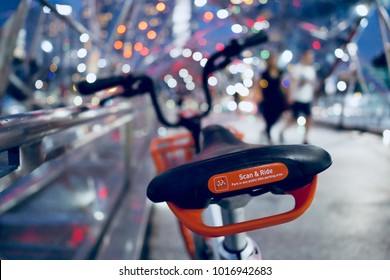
left=312, top=40, right=321, bottom=50
left=140, top=47, right=149, bottom=56
left=216, top=43, right=225, bottom=52
left=98, top=188, right=108, bottom=199
left=70, top=227, right=85, bottom=247
left=198, top=38, right=207, bottom=46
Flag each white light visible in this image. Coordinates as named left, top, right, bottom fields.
left=182, top=48, right=192, bottom=58
left=43, top=6, right=51, bottom=14
left=356, top=4, right=369, bottom=17
left=232, top=24, right=243, bottom=34
left=347, top=43, right=358, bottom=56
left=194, top=0, right=207, bottom=7
left=238, top=101, right=254, bottom=113
left=280, top=50, right=293, bottom=65
left=360, top=18, right=369, bottom=28
left=122, top=64, right=131, bottom=73
left=227, top=101, right=238, bottom=111
left=217, top=9, right=229, bottom=19
left=77, top=48, right=88, bottom=58
left=244, top=68, right=254, bottom=78
left=253, top=20, right=270, bottom=31
left=73, top=96, right=83, bottom=106
left=236, top=63, right=246, bottom=73
left=192, top=51, right=203, bottom=61
left=158, top=127, right=168, bottom=136
left=170, top=48, right=181, bottom=58
left=297, top=116, right=306, bottom=126
left=229, top=64, right=238, bottom=74
left=56, top=4, right=72, bottom=16
left=80, top=33, right=90, bottom=43
left=383, top=129, right=390, bottom=145
left=35, top=80, right=43, bottom=90
left=208, top=76, right=218, bottom=86
left=86, top=73, right=97, bottom=83
left=186, top=82, right=196, bottom=91
left=183, top=75, right=193, bottom=83
left=77, top=63, right=87, bottom=73
left=235, top=83, right=249, bottom=96
left=200, top=58, right=208, bottom=67
left=337, top=81, right=347, bottom=92
left=179, top=68, right=189, bottom=78
left=243, top=78, right=253, bottom=88
left=341, top=53, right=350, bottom=62
left=41, top=40, right=53, bottom=53
left=167, top=78, right=178, bottom=88
left=97, top=58, right=107, bottom=68
left=226, top=85, right=236, bottom=95
left=164, top=74, right=173, bottom=83
left=94, top=211, right=105, bottom=221
left=334, top=48, right=344, bottom=59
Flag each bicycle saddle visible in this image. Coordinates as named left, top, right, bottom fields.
left=147, top=125, right=331, bottom=237
left=148, top=124, right=332, bottom=209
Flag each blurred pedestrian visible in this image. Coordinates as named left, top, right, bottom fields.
left=280, top=49, right=317, bottom=144
left=256, top=53, right=288, bottom=144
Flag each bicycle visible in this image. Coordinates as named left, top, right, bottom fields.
left=77, top=31, right=332, bottom=260
left=145, top=32, right=332, bottom=260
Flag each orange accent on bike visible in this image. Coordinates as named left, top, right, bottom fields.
left=168, top=175, right=318, bottom=238
left=150, top=132, right=195, bottom=173
left=208, top=163, right=288, bottom=194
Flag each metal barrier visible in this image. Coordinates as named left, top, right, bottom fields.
left=0, top=98, right=156, bottom=259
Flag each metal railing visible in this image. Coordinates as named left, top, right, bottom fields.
left=0, top=99, right=156, bottom=259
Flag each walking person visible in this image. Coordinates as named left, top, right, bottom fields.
left=256, top=53, right=288, bottom=144
left=280, top=49, right=317, bottom=144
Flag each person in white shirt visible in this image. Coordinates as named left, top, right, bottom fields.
left=281, top=50, right=316, bottom=144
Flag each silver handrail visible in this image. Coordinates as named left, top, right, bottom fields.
left=0, top=101, right=134, bottom=211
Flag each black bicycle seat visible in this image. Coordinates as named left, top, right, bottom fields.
left=147, top=125, right=332, bottom=209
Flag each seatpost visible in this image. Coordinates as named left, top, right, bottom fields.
left=218, top=197, right=262, bottom=260
left=221, top=207, right=248, bottom=252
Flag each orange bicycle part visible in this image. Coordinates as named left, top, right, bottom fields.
left=149, top=127, right=244, bottom=259
left=167, top=175, right=318, bottom=238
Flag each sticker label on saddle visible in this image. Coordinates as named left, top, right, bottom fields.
left=208, top=163, right=288, bottom=194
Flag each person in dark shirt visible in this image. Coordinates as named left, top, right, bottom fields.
left=256, top=53, right=288, bottom=144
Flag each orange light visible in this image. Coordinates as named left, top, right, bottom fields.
left=114, top=40, right=123, bottom=50
left=117, top=24, right=126, bottom=34
left=203, top=11, right=214, bottom=22
left=123, top=49, right=133, bottom=59
left=147, top=30, right=157, bottom=40
left=140, top=47, right=149, bottom=56
left=138, top=21, right=148, bottom=31
left=134, top=42, right=144, bottom=52
left=156, top=2, right=166, bottom=12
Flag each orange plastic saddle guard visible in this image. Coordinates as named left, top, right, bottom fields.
left=167, top=175, right=318, bottom=238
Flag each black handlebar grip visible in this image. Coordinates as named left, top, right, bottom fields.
left=239, top=31, right=268, bottom=50
left=77, top=76, right=128, bottom=95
